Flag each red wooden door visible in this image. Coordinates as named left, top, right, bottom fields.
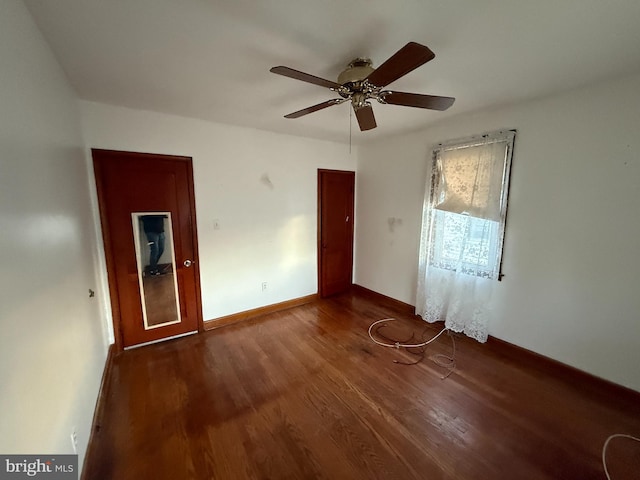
left=318, top=169, right=355, bottom=297
left=93, top=150, right=202, bottom=348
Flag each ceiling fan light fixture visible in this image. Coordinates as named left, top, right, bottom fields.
left=337, top=58, right=375, bottom=85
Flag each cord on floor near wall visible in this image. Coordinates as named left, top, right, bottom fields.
left=430, top=331, right=456, bottom=379
left=368, top=318, right=456, bottom=377
left=368, top=318, right=448, bottom=348
left=602, top=433, right=640, bottom=480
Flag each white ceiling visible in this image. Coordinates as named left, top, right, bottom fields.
left=25, top=0, right=640, bottom=144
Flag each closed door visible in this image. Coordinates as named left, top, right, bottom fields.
left=318, top=169, right=355, bottom=297
left=93, top=149, right=202, bottom=348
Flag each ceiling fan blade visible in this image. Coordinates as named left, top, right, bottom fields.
left=354, top=104, right=377, bottom=131
left=366, top=42, right=435, bottom=88
left=284, top=98, right=346, bottom=119
left=380, top=91, right=455, bottom=111
left=270, top=66, right=342, bottom=90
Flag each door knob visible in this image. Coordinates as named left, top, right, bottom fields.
left=183, top=259, right=193, bottom=267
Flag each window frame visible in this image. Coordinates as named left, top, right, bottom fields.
left=427, top=130, right=516, bottom=281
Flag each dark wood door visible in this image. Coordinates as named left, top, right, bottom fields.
left=318, top=169, right=355, bottom=297
left=93, top=149, right=202, bottom=348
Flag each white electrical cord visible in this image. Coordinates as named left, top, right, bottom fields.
left=367, top=318, right=448, bottom=349
left=368, top=318, right=455, bottom=378
left=430, top=332, right=456, bottom=379
left=602, top=433, right=640, bottom=480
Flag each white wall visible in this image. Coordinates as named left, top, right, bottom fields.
left=355, top=72, right=640, bottom=391
left=0, top=0, right=109, bottom=468
left=80, top=102, right=356, bottom=321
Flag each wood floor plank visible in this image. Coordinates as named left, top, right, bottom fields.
left=83, top=290, right=640, bottom=479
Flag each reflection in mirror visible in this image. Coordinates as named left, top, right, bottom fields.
left=132, top=212, right=181, bottom=329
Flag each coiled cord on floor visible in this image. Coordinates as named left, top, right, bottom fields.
left=368, top=318, right=456, bottom=378
left=368, top=318, right=448, bottom=348
left=602, top=433, right=640, bottom=480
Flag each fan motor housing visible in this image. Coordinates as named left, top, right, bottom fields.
left=337, top=58, right=374, bottom=86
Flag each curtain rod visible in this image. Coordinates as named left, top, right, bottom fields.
left=435, top=129, right=516, bottom=149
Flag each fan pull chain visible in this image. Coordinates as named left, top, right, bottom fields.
left=349, top=106, right=352, bottom=154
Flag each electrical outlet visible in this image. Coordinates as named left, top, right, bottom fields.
left=70, top=428, right=78, bottom=454
left=261, top=282, right=267, bottom=292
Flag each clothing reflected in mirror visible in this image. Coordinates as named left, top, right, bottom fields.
left=142, top=215, right=167, bottom=276
left=132, top=212, right=181, bottom=329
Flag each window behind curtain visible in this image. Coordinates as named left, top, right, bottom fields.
left=425, top=130, right=515, bottom=280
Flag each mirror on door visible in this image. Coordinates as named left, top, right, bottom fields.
left=132, top=212, right=181, bottom=329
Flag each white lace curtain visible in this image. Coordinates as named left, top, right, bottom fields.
left=416, top=131, right=515, bottom=342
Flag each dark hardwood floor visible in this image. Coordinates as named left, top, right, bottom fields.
left=83, top=291, right=640, bottom=479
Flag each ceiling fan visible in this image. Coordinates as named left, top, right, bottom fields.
left=270, top=42, right=455, bottom=132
